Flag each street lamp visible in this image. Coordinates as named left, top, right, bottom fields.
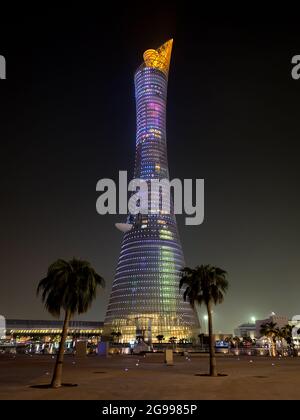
left=203, top=315, right=208, bottom=334
left=251, top=316, right=256, bottom=323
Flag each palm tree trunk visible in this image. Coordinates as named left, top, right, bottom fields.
left=51, top=310, right=71, bottom=388
left=207, top=302, right=217, bottom=376
left=272, top=338, right=277, bottom=357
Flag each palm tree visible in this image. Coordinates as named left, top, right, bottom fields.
left=232, top=336, right=241, bottom=348
left=279, top=324, right=293, bottom=355
left=232, top=335, right=241, bottom=347
left=180, top=265, right=228, bottom=376
left=37, top=258, right=105, bottom=388
left=224, top=336, right=233, bottom=348
left=260, top=322, right=278, bottom=357
left=169, top=336, right=177, bottom=349
left=110, top=331, right=118, bottom=343
left=156, top=334, right=165, bottom=344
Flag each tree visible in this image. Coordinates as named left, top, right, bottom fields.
left=232, top=336, right=241, bottom=348
left=37, top=258, right=105, bottom=388
left=110, top=331, right=118, bottom=343
left=224, top=336, right=233, bottom=348
left=169, top=336, right=177, bottom=349
left=180, top=265, right=228, bottom=376
left=156, top=334, right=165, bottom=344
left=110, top=331, right=122, bottom=343
left=260, top=322, right=278, bottom=357
left=279, top=325, right=293, bottom=355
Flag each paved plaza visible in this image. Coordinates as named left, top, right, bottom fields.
left=0, top=353, right=300, bottom=400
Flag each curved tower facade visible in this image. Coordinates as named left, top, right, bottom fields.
left=105, top=40, right=199, bottom=343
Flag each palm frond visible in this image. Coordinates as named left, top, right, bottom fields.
left=37, top=258, right=105, bottom=318
left=179, top=264, right=228, bottom=310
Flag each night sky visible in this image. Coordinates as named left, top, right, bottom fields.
left=0, top=7, right=299, bottom=333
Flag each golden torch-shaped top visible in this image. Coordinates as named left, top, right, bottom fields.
left=143, top=39, right=173, bottom=77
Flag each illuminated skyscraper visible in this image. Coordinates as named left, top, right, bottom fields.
left=105, top=40, right=199, bottom=343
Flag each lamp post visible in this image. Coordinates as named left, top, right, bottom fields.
left=203, top=315, right=208, bottom=335
left=250, top=317, right=256, bottom=342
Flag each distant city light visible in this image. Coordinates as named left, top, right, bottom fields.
left=251, top=316, right=256, bottom=323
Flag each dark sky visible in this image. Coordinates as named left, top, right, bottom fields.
left=0, top=7, right=299, bottom=333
